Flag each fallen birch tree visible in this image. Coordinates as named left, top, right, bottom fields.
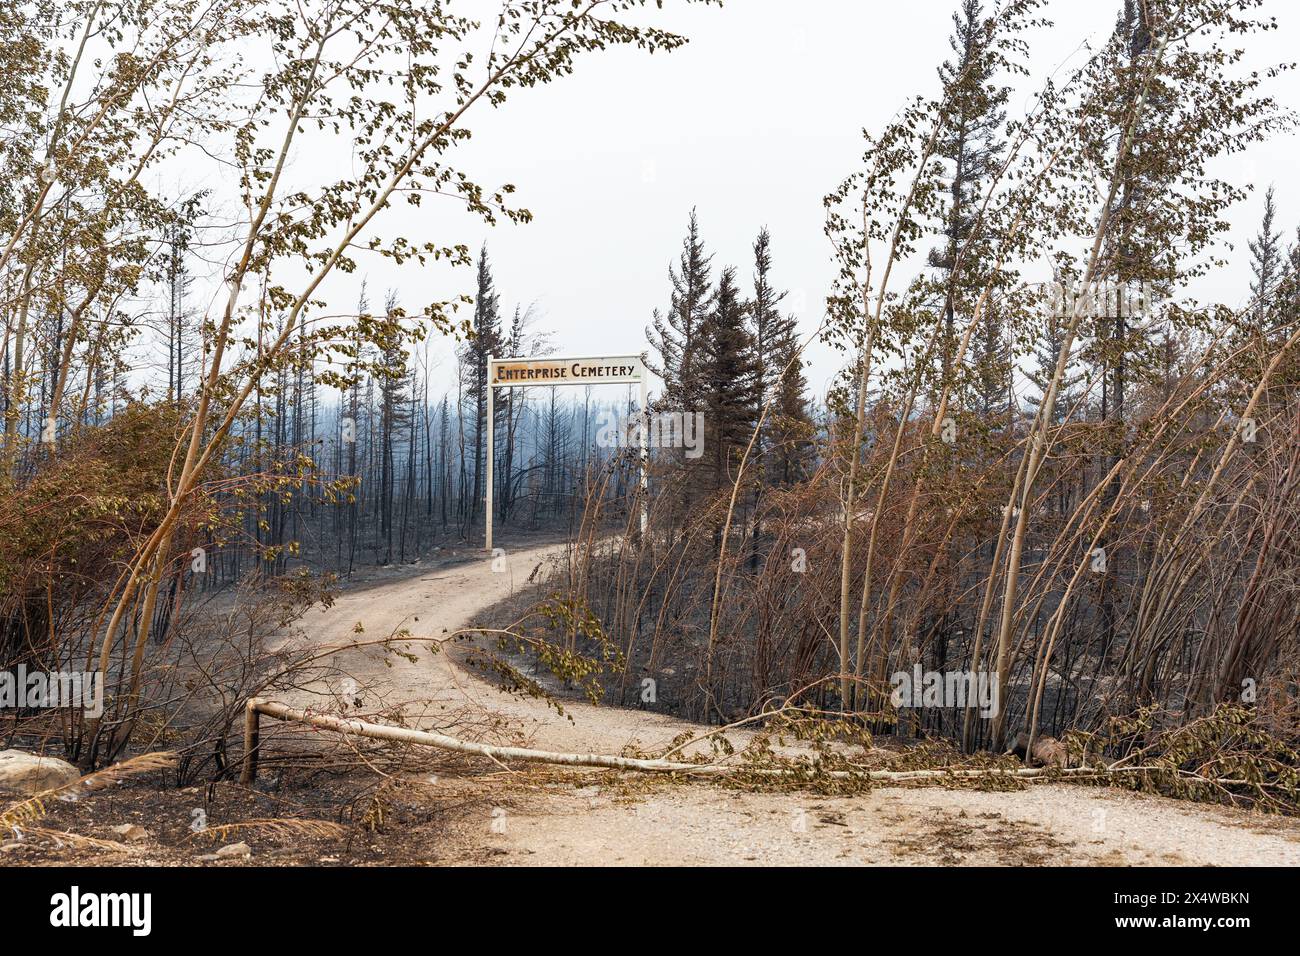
left=238, top=696, right=1244, bottom=789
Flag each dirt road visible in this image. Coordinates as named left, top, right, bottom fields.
left=296, top=540, right=1300, bottom=867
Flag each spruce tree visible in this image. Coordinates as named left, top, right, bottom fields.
left=377, top=289, right=410, bottom=564
left=1095, top=0, right=1173, bottom=433
left=1025, top=297, right=1081, bottom=427
left=1248, top=185, right=1283, bottom=324
left=647, top=208, right=715, bottom=413
left=928, top=0, right=1007, bottom=388
left=698, top=266, right=759, bottom=493
left=768, top=322, right=814, bottom=485
left=750, top=228, right=784, bottom=473
left=461, top=245, right=503, bottom=525
left=968, top=302, right=1011, bottom=420
left=497, top=305, right=526, bottom=522
left=749, top=228, right=813, bottom=484
left=1287, top=225, right=1300, bottom=323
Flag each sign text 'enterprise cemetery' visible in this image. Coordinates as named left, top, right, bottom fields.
left=490, top=357, right=643, bottom=386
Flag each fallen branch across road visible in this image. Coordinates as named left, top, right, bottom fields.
left=238, top=697, right=1210, bottom=788
left=242, top=697, right=737, bottom=782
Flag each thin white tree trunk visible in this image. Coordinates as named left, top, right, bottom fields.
left=242, top=697, right=1159, bottom=785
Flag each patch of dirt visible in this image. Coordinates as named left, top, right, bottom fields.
left=425, top=772, right=1300, bottom=866
left=3, top=764, right=510, bottom=867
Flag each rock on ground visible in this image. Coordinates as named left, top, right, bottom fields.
left=0, top=749, right=80, bottom=795
left=110, top=824, right=150, bottom=843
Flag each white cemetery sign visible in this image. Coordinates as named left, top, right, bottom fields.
left=485, top=355, right=648, bottom=549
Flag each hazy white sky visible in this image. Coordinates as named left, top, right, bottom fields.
left=191, top=0, right=1300, bottom=401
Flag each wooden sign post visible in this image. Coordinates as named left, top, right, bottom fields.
left=485, top=355, right=648, bottom=550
